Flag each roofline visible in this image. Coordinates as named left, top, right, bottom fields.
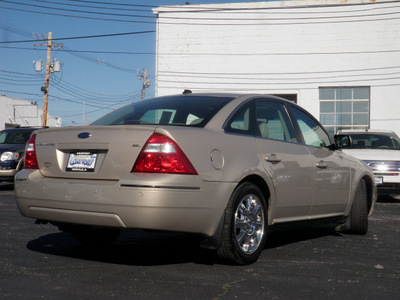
left=338, top=129, right=396, bottom=133
left=152, top=0, right=396, bottom=14
left=144, top=92, right=298, bottom=108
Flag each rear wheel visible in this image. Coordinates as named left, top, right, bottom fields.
left=347, top=179, right=368, bottom=234
left=217, top=182, right=268, bottom=265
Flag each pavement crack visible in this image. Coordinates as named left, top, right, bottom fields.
left=214, top=273, right=257, bottom=300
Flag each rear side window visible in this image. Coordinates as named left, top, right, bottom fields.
left=225, top=104, right=252, bottom=134
left=255, top=101, right=297, bottom=142
left=91, top=96, right=235, bottom=127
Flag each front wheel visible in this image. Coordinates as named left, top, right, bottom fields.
left=217, top=182, right=268, bottom=265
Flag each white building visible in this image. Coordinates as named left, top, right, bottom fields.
left=0, top=95, right=61, bottom=130
left=153, top=0, right=400, bottom=135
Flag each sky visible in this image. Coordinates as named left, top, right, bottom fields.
left=0, top=0, right=274, bottom=126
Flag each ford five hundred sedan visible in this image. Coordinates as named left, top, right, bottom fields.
left=14, top=93, right=377, bottom=265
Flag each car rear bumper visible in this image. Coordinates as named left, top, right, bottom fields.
left=14, top=169, right=235, bottom=237
left=0, top=168, right=18, bottom=181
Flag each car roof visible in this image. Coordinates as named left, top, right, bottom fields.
left=338, top=129, right=396, bottom=135
left=1, top=127, right=41, bottom=132
left=162, top=92, right=296, bottom=105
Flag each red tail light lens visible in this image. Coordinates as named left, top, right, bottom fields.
left=132, top=133, right=197, bottom=175
left=24, top=134, right=39, bottom=169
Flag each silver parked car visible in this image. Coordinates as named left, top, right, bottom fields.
left=15, top=93, right=376, bottom=264
left=337, top=129, right=400, bottom=197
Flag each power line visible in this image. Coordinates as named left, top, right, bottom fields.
left=31, top=0, right=152, bottom=13
left=0, top=68, right=42, bottom=77
left=0, top=30, right=155, bottom=44
left=157, top=75, right=400, bottom=86
left=8, top=0, right=400, bottom=16
left=157, top=81, right=400, bottom=91
left=2, top=44, right=400, bottom=57
left=0, top=4, right=155, bottom=24
left=50, top=80, right=141, bottom=104
left=1, top=0, right=153, bottom=19
left=0, top=22, right=145, bottom=73
left=157, top=65, right=400, bottom=76
left=0, top=46, right=156, bottom=55
left=1, top=1, right=400, bottom=25
left=157, top=49, right=400, bottom=56
left=50, top=74, right=140, bottom=102
left=157, top=71, right=400, bottom=82
left=162, top=2, right=400, bottom=14
left=10, top=0, right=400, bottom=23
left=0, top=89, right=41, bottom=96
left=62, top=46, right=139, bottom=73
left=67, top=0, right=154, bottom=8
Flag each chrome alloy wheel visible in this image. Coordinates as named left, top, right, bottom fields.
left=234, top=194, right=265, bottom=254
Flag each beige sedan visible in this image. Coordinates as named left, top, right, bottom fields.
left=15, top=93, right=376, bottom=264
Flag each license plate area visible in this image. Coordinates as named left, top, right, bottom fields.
left=66, top=152, right=97, bottom=172
left=375, top=176, right=383, bottom=185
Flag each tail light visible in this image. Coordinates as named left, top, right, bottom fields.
left=24, top=134, right=39, bottom=169
left=132, top=133, right=197, bottom=175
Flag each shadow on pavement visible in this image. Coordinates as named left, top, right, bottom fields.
left=27, top=230, right=215, bottom=266
left=377, top=195, right=400, bottom=203
left=0, top=183, right=14, bottom=191
left=266, top=227, right=340, bottom=249
left=26, top=227, right=337, bottom=266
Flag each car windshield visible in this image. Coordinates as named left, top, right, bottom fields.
left=90, top=95, right=236, bottom=127
left=0, top=130, right=33, bottom=145
left=348, top=133, right=400, bottom=150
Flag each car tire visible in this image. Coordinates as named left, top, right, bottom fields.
left=70, top=226, right=121, bottom=246
left=217, top=182, right=268, bottom=265
left=347, top=179, right=368, bottom=234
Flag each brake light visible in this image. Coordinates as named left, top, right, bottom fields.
left=132, top=133, right=197, bottom=175
left=24, top=134, right=39, bottom=169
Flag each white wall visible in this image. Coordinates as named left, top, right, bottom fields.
left=0, top=95, right=61, bottom=130
left=153, top=0, right=400, bottom=133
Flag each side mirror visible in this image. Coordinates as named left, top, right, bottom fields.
left=334, top=134, right=352, bottom=149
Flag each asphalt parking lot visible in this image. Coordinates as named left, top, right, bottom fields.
left=1, top=182, right=399, bottom=300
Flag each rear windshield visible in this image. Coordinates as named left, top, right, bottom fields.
left=348, top=133, right=400, bottom=150
left=91, top=95, right=235, bottom=127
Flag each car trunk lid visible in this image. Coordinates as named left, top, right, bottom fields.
left=34, top=126, right=155, bottom=180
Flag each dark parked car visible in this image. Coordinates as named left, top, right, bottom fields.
left=0, top=128, right=40, bottom=182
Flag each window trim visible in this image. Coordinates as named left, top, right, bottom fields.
left=224, top=100, right=256, bottom=136
left=319, top=86, right=370, bottom=135
left=254, top=99, right=297, bottom=143
left=287, top=104, right=336, bottom=149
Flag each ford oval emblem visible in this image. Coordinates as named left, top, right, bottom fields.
left=78, top=132, right=91, bottom=139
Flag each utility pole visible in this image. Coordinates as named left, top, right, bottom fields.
left=137, top=67, right=151, bottom=100
left=34, top=32, right=63, bottom=127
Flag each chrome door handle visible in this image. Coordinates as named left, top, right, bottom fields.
left=265, top=154, right=281, bottom=164
left=316, top=160, right=328, bottom=169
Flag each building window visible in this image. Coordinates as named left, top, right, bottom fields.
left=272, top=94, right=297, bottom=103
left=319, top=87, right=370, bottom=135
